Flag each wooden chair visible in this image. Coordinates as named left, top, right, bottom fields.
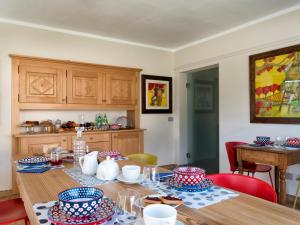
left=207, top=173, right=277, bottom=203
left=127, top=153, right=157, bottom=165
left=226, top=142, right=273, bottom=187
left=293, top=177, right=300, bottom=208
left=0, top=198, right=29, bottom=224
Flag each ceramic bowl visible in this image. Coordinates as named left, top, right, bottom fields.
left=256, top=136, right=271, bottom=144
left=173, top=166, right=205, bottom=186
left=98, top=151, right=121, bottom=159
left=286, top=138, right=300, bottom=146
left=58, top=187, right=103, bottom=218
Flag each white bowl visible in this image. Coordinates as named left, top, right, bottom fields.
left=122, top=165, right=141, bottom=181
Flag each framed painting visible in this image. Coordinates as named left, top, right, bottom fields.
left=250, top=44, right=300, bottom=124
left=194, top=81, right=215, bottom=112
left=141, top=75, right=172, bottom=113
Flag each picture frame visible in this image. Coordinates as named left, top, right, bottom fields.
left=194, top=81, right=215, bottom=112
left=141, top=74, right=172, bottom=114
left=249, top=43, right=300, bottom=124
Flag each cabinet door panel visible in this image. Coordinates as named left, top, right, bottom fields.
left=67, top=68, right=105, bottom=104
left=106, top=70, right=136, bottom=105
left=19, top=136, right=68, bottom=155
left=19, top=65, right=65, bottom=104
left=111, top=132, right=141, bottom=155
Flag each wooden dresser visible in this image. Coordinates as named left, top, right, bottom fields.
left=11, top=55, right=144, bottom=193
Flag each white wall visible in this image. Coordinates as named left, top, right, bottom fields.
left=0, top=22, right=174, bottom=190
left=174, top=9, right=300, bottom=195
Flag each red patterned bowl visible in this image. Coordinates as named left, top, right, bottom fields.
left=286, top=138, right=300, bottom=146
left=173, top=166, right=205, bottom=186
left=98, top=151, right=121, bottom=159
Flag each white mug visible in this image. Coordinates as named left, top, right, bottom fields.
left=143, top=204, right=177, bottom=225
left=122, top=165, right=141, bottom=181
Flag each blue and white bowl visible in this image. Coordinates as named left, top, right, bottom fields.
left=256, top=136, right=271, bottom=144
left=58, top=187, right=104, bottom=218
left=18, top=156, right=49, bottom=166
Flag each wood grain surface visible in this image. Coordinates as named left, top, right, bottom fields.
left=16, top=160, right=300, bottom=225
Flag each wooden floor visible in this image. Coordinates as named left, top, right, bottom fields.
left=1, top=191, right=300, bottom=225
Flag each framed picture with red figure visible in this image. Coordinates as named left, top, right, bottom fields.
left=141, top=75, right=172, bottom=114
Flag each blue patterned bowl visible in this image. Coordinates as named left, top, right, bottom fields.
left=58, top=187, right=104, bottom=218
left=256, top=136, right=270, bottom=144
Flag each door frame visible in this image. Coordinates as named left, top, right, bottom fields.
left=174, top=64, right=220, bottom=168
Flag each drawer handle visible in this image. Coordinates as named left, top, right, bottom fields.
left=89, top=137, right=94, bottom=140
left=102, top=99, right=107, bottom=102
left=62, top=139, right=66, bottom=142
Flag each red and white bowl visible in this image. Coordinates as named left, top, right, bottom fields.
left=173, top=166, right=205, bottom=186
left=286, top=138, right=300, bottom=147
left=98, top=151, right=121, bottom=159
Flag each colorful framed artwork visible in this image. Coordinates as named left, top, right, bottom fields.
left=250, top=44, right=300, bottom=124
left=194, top=81, right=215, bottom=112
left=141, top=75, right=172, bottom=114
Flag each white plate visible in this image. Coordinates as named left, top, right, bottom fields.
left=136, top=194, right=182, bottom=209
left=135, top=218, right=184, bottom=225
left=117, top=174, right=143, bottom=184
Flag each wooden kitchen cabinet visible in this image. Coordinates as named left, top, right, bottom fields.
left=106, top=69, right=137, bottom=105
left=111, top=131, right=143, bottom=155
left=18, top=135, right=68, bottom=155
left=67, top=67, right=106, bottom=104
left=19, top=63, right=66, bottom=104
left=71, top=133, right=111, bottom=151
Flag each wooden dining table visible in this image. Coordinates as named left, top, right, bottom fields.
left=236, top=145, right=300, bottom=205
left=16, top=160, right=300, bottom=225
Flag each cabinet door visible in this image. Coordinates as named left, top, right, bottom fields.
left=67, top=68, right=105, bottom=104
left=19, top=64, right=66, bottom=104
left=71, top=133, right=111, bottom=151
left=106, top=69, right=136, bottom=105
left=111, top=132, right=142, bottom=155
left=19, top=136, right=68, bottom=155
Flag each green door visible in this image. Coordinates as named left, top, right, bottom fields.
left=186, top=67, right=219, bottom=174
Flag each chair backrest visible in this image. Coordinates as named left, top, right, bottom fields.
left=225, top=142, right=247, bottom=172
left=127, top=153, right=158, bottom=165
left=206, top=173, right=277, bottom=203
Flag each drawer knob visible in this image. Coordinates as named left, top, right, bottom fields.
left=62, top=139, right=66, bottom=142
left=89, top=137, right=94, bottom=140
left=102, top=99, right=107, bottom=102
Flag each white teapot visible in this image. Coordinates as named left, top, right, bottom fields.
left=96, top=156, right=120, bottom=181
left=79, top=151, right=98, bottom=176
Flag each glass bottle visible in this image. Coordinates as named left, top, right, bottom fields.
left=73, top=127, right=86, bottom=168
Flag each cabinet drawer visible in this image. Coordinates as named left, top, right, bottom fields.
left=72, top=133, right=110, bottom=143
left=86, top=141, right=111, bottom=151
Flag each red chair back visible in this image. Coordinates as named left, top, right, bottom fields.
left=207, top=173, right=277, bottom=203
left=225, top=142, right=247, bottom=172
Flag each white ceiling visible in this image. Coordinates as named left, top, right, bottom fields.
left=0, top=0, right=300, bottom=50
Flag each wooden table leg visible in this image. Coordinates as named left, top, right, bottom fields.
left=279, top=169, right=287, bottom=205
left=275, top=166, right=279, bottom=194
left=236, top=148, right=243, bottom=174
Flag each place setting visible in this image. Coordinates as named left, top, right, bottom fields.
left=33, top=186, right=185, bottom=225
left=248, top=136, right=274, bottom=147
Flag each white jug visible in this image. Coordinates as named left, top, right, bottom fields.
left=79, top=151, right=98, bottom=176
left=96, top=156, right=120, bottom=181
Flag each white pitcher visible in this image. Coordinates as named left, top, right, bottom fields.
left=79, top=151, right=98, bottom=176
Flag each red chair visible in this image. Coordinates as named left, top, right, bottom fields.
left=225, top=142, right=273, bottom=187
left=207, top=173, right=277, bottom=203
left=0, top=198, right=29, bottom=225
